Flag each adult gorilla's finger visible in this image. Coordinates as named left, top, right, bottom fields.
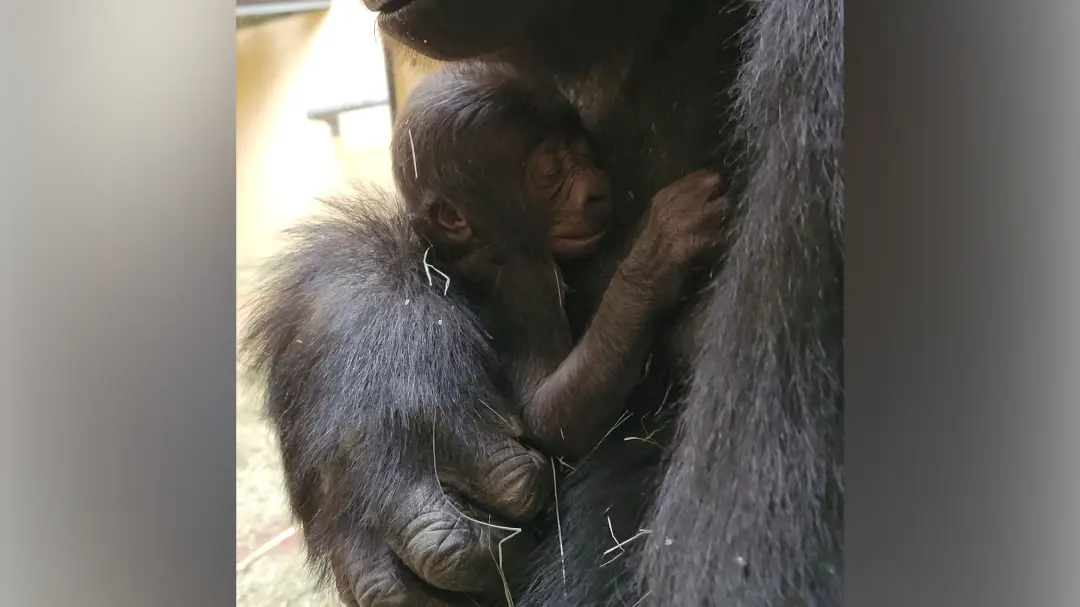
left=385, top=482, right=520, bottom=594
left=331, top=540, right=455, bottom=607
left=438, top=435, right=554, bottom=523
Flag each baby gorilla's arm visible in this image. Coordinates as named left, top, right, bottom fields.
left=518, top=170, right=729, bottom=458
left=520, top=268, right=661, bottom=458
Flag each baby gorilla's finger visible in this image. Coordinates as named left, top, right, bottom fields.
left=683, top=169, right=725, bottom=195
left=331, top=540, right=456, bottom=607
left=439, top=434, right=554, bottom=523
left=701, top=195, right=732, bottom=229
left=385, top=482, right=523, bottom=595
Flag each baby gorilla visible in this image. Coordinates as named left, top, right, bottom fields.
left=391, top=62, right=728, bottom=459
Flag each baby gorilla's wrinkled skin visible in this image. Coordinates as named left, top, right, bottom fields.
left=391, top=63, right=729, bottom=460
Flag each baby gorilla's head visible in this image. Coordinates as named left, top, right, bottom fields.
left=391, top=62, right=611, bottom=262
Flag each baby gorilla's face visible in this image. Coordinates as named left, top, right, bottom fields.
left=525, top=136, right=612, bottom=260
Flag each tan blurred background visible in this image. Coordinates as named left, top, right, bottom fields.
left=235, top=1, right=438, bottom=603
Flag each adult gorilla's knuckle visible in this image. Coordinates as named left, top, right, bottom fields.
left=488, top=444, right=540, bottom=485
left=352, top=570, right=413, bottom=606
left=411, top=519, right=488, bottom=589
left=487, top=446, right=549, bottom=515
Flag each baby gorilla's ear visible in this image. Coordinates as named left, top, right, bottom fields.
left=430, top=200, right=472, bottom=244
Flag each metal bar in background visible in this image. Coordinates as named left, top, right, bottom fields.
left=307, top=99, right=391, bottom=137
left=236, top=1, right=331, bottom=18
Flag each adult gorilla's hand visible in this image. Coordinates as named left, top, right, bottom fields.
left=330, top=413, right=552, bottom=606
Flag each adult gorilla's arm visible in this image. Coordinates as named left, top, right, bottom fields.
left=241, top=195, right=552, bottom=606
left=640, top=0, right=845, bottom=603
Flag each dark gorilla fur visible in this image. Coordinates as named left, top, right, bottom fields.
left=243, top=0, right=844, bottom=603
left=241, top=194, right=536, bottom=589
left=642, top=1, right=845, bottom=604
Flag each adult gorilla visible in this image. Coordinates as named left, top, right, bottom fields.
left=244, top=0, right=842, bottom=605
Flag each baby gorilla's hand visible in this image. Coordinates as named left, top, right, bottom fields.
left=646, top=170, right=730, bottom=264
left=621, top=170, right=730, bottom=308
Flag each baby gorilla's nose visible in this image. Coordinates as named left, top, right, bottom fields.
left=577, top=179, right=612, bottom=227
left=583, top=193, right=611, bottom=225
left=549, top=175, right=612, bottom=259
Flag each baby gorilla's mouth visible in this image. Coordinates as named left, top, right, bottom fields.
left=556, top=231, right=607, bottom=245
left=551, top=230, right=609, bottom=258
